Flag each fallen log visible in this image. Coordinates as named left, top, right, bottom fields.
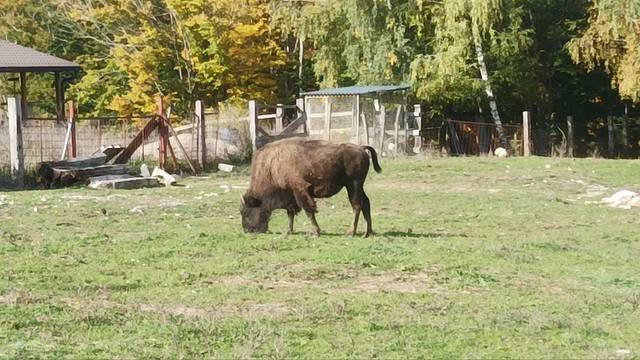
left=37, top=153, right=109, bottom=187
left=44, top=164, right=131, bottom=187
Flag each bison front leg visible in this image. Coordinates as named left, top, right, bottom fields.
left=293, top=189, right=321, bottom=236
left=286, top=208, right=296, bottom=235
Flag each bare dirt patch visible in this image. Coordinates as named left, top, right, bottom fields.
left=207, top=267, right=445, bottom=295
left=328, top=269, right=445, bottom=294
left=138, top=302, right=290, bottom=321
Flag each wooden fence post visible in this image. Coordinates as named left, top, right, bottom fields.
left=413, top=104, right=422, bottom=153
left=296, top=98, right=306, bottom=135
left=248, top=100, right=258, bottom=152
left=69, top=101, right=77, bottom=158
left=7, top=96, right=25, bottom=188
left=195, top=100, right=206, bottom=169
left=523, top=111, right=531, bottom=156
left=566, top=115, right=574, bottom=157
left=622, top=104, right=629, bottom=158
left=275, top=104, right=284, bottom=133
left=394, top=106, right=401, bottom=153
left=607, top=115, right=615, bottom=158
left=378, top=104, right=386, bottom=155
left=324, top=97, right=332, bottom=141
left=354, top=95, right=361, bottom=144
left=157, top=96, right=167, bottom=169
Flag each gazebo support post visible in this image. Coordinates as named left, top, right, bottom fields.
left=55, top=71, right=65, bottom=123
left=19, top=72, right=27, bottom=122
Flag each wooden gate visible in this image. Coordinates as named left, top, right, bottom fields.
left=248, top=99, right=307, bottom=150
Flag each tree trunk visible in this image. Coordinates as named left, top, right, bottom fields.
left=472, top=25, right=507, bottom=149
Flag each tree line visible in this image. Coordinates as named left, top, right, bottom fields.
left=0, top=0, right=638, bottom=125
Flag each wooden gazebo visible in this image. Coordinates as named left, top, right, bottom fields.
left=0, top=40, right=80, bottom=186
left=0, top=40, right=81, bottom=122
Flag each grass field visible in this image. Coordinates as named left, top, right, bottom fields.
left=1, top=156, right=639, bottom=358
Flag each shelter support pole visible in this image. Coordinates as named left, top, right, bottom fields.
left=523, top=111, right=531, bottom=156
left=19, top=73, right=27, bottom=123
left=195, top=100, right=206, bottom=169
left=248, top=100, right=258, bottom=151
left=55, top=72, right=65, bottom=123
left=394, top=106, right=401, bottom=154
left=8, top=96, right=25, bottom=188
left=355, top=95, right=361, bottom=145
left=361, top=113, right=370, bottom=146
left=607, top=115, right=614, bottom=158
left=378, top=104, right=386, bottom=155
left=566, top=115, right=574, bottom=158
left=324, top=97, right=332, bottom=141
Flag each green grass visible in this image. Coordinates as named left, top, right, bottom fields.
left=1, top=156, right=640, bottom=358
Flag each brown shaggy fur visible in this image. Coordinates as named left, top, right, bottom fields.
left=241, top=138, right=381, bottom=236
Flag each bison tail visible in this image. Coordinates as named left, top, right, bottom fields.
left=363, top=146, right=382, bottom=173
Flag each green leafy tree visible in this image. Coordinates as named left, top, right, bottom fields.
left=568, top=0, right=640, bottom=103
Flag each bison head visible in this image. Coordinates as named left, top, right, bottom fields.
left=240, top=195, right=270, bottom=233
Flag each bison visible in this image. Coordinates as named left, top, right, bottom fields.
left=241, top=138, right=382, bottom=237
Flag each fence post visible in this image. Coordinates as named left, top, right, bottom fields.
left=566, top=115, right=574, bottom=157
left=378, top=104, right=386, bottom=155
left=324, top=97, right=332, bottom=141
left=394, top=106, right=401, bottom=153
left=195, top=100, right=206, bottom=169
left=69, top=101, right=77, bottom=158
left=248, top=100, right=258, bottom=152
left=275, top=104, right=284, bottom=133
left=413, top=104, right=422, bottom=153
left=523, top=111, right=531, bottom=156
left=157, top=96, right=167, bottom=169
left=296, top=98, right=306, bottom=135
left=607, top=115, right=614, bottom=158
left=7, top=96, right=25, bottom=188
left=622, top=104, right=629, bottom=158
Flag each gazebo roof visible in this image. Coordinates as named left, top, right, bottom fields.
left=301, top=85, right=409, bottom=97
left=0, top=40, right=80, bottom=73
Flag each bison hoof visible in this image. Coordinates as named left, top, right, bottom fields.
left=345, top=230, right=355, bottom=237
left=308, top=229, right=320, bottom=237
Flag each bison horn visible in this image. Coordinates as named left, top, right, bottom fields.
left=240, top=195, right=245, bottom=206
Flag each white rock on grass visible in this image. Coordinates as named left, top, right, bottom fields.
left=140, top=163, right=151, bottom=177
left=152, top=167, right=177, bottom=187
left=602, top=190, right=640, bottom=209
left=218, top=163, right=235, bottom=172
left=494, top=147, right=508, bottom=158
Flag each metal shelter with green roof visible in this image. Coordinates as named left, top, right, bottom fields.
left=301, top=84, right=420, bottom=156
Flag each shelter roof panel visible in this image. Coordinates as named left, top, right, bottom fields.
left=0, top=40, right=80, bottom=73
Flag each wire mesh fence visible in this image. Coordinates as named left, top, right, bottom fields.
left=0, top=110, right=249, bottom=170
left=423, top=119, right=524, bottom=156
